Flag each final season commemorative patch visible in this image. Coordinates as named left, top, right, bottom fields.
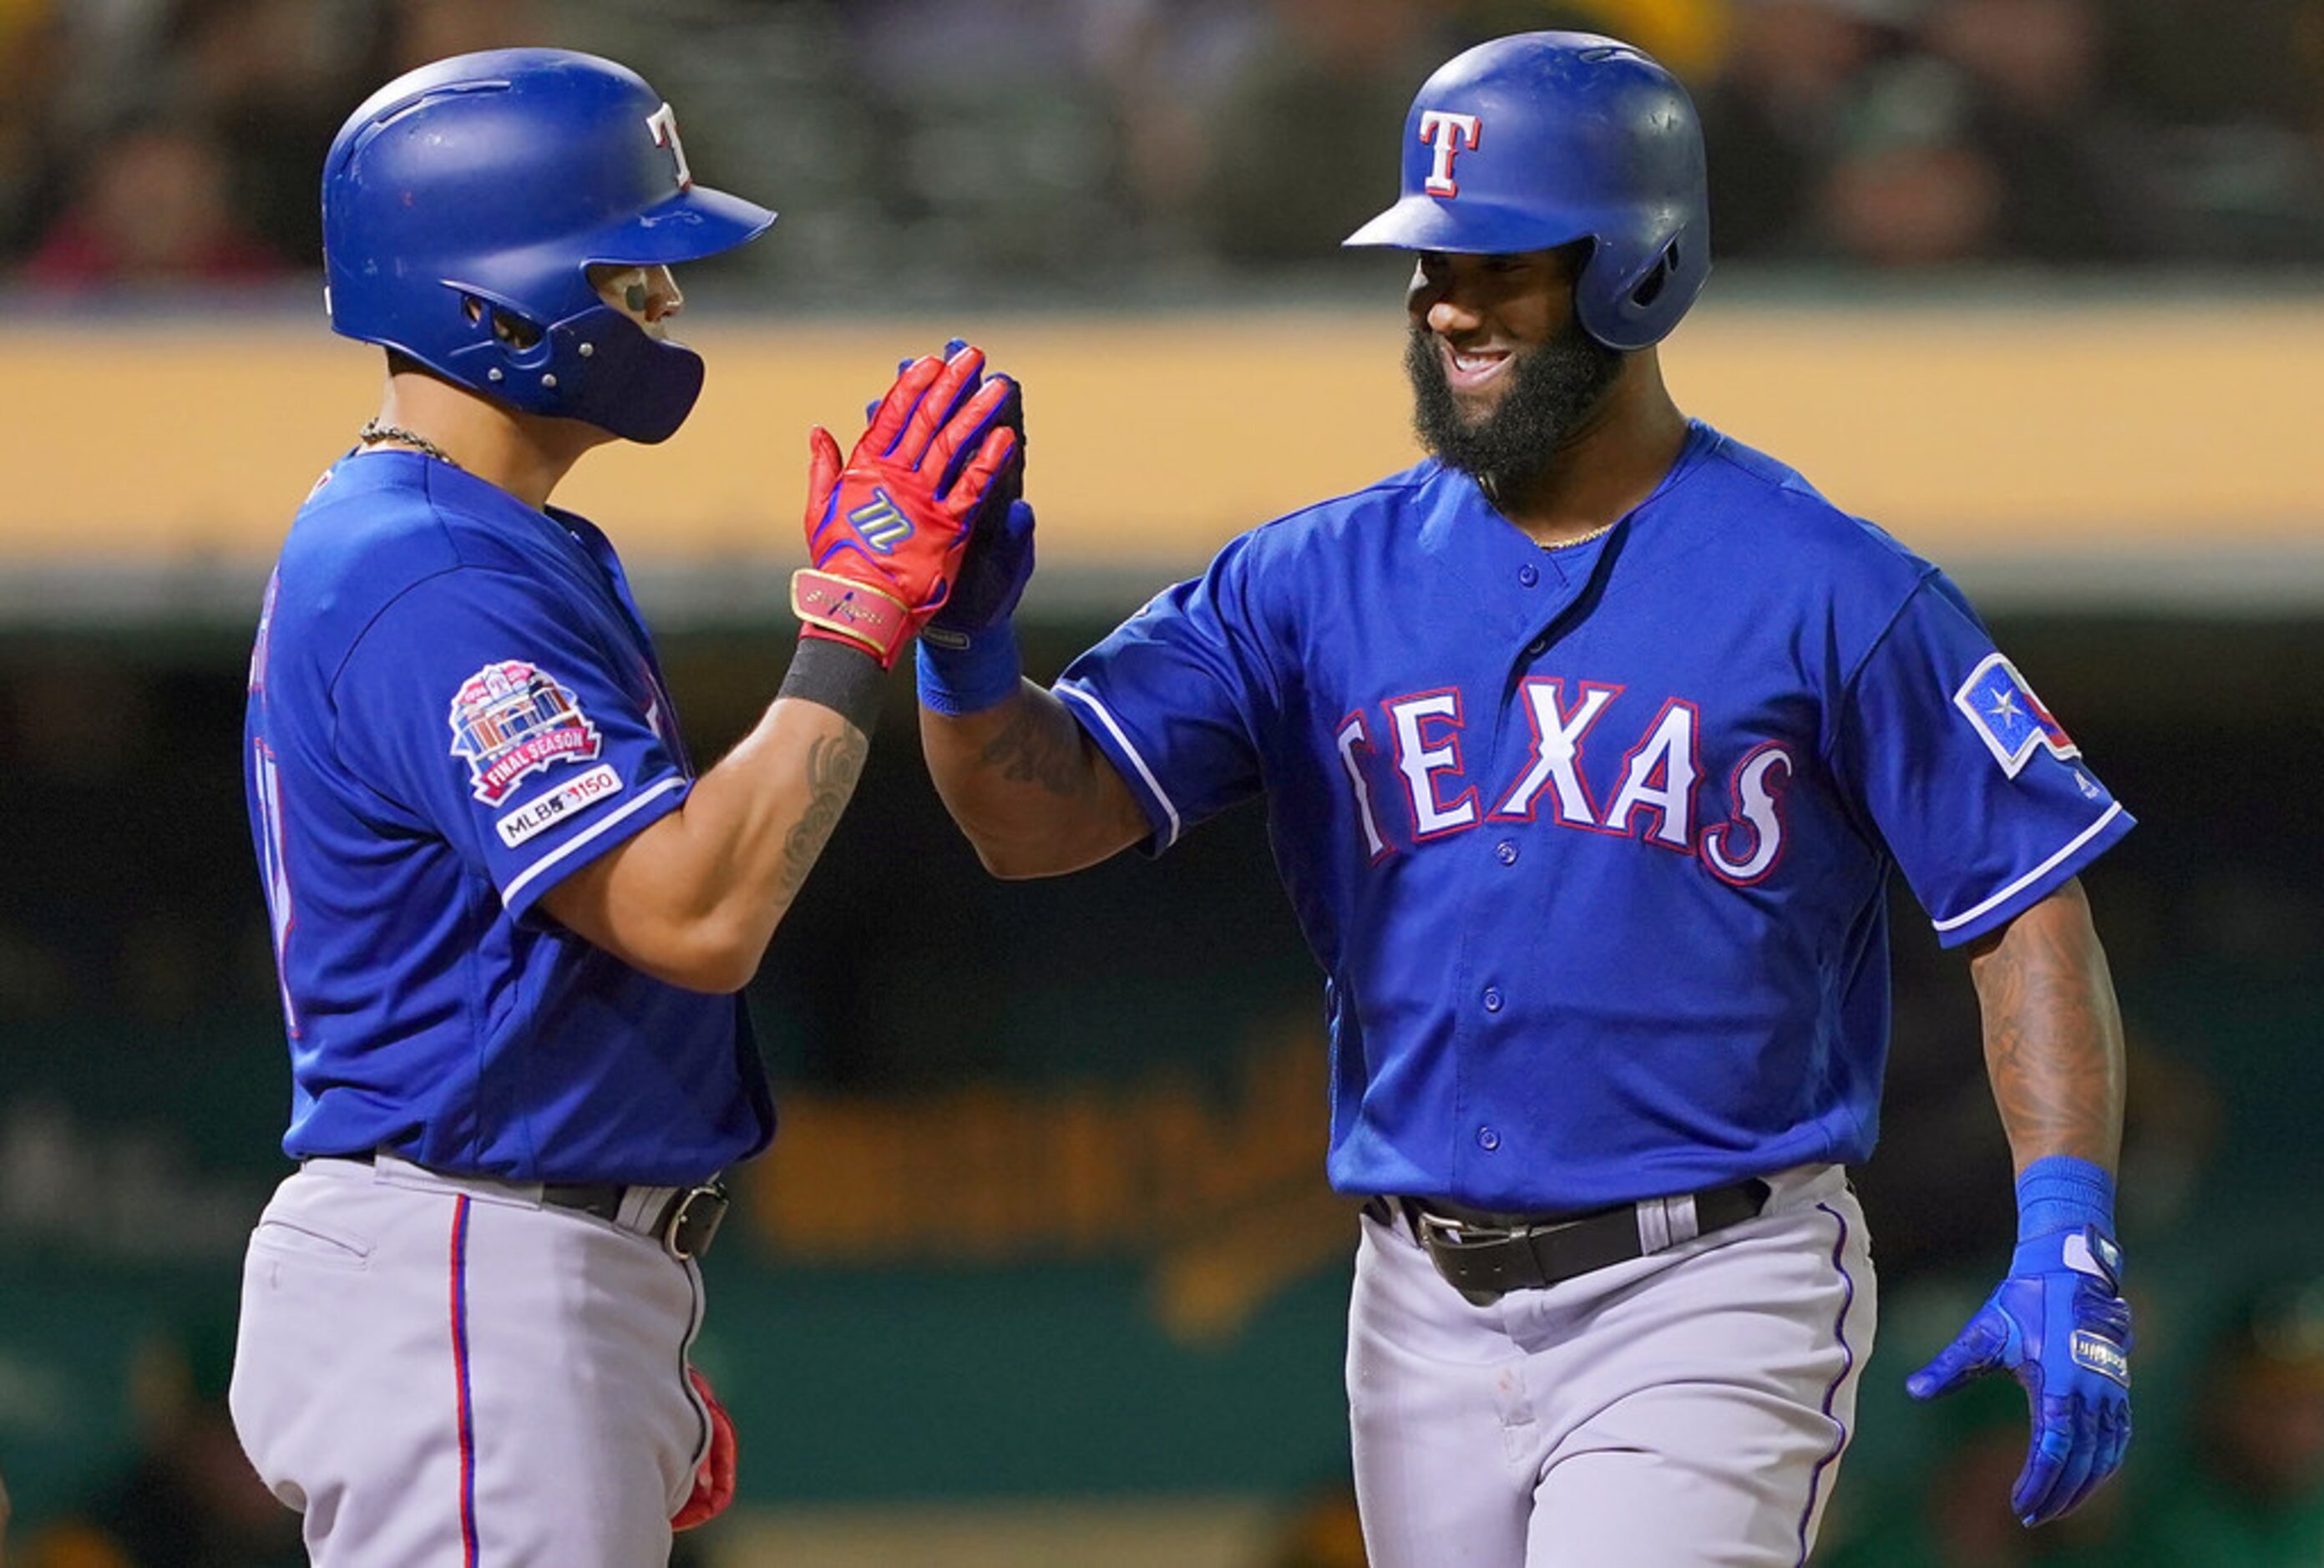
left=1952, top=653, right=2077, bottom=778
left=448, top=660, right=603, bottom=805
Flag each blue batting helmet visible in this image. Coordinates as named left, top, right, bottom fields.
left=1344, top=32, right=1710, bottom=352
left=322, top=49, right=776, bottom=443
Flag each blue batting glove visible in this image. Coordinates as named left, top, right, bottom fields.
left=1907, top=1159, right=2133, bottom=1528
left=916, top=357, right=1031, bottom=715
left=929, top=497, right=1035, bottom=636
left=917, top=496, right=1035, bottom=714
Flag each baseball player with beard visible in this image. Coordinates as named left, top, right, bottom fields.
left=912, top=32, right=2135, bottom=1566
left=233, top=49, right=1019, bottom=1565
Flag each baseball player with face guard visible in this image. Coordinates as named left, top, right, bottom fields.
left=232, top=49, right=1019, bottom=1565
left=915, top=31, right=2134, bottom=1565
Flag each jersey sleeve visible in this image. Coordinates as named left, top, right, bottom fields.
left=1835, top=571, right=2133, bottom=947
left=331, top=566, right=691, bottom=923
left=1053, top=535, right=1281, bottom=853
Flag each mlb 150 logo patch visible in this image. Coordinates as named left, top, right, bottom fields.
left=448, top=660, right=603, bottom=805
left=496, top=762, right=625, bottom=847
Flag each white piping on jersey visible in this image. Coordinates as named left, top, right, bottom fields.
left=1056, top=681, right=1182, bottom=850
left=1931, top=801, right=2124, bottom=934
left=501, top=776, right=688, bottom=911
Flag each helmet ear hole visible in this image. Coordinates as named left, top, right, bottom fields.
left=493, top=308, right=543, bottom=352
left=459, top=295, right=543, bottom=351
left=1630, top=240, right=1680, bottom=311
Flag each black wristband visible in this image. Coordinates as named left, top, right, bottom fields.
left=778, top=635, right=885, bottom=735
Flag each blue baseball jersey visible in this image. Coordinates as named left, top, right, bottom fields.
left=1057, top=421, right=2130, bottom=1211
left=243, top=451, right=772, bottom=1186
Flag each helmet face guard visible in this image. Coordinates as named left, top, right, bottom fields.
left=1344, top=32, right=1710, bottom=352
left=322, top=48, right=777, bottom=442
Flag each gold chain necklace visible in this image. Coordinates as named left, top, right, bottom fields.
left=357, top=417, right=462, bottom=470
left=1542, top=518, right=1619, bottom=551
left=1481, top=474, right=1621, bottom=551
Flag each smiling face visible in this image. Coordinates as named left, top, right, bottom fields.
left=1402, top=245, right=1624, bottom=493
left=585, top=263, right=684, bottom=340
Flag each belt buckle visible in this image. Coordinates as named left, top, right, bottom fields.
left=1411, top=1208, right=1524, bottom=1308
left=1415, top=1209, right=1479, bottom=1249
left=1415, top=1208, right=1537, bottom=1252
left=662, top=1182, right=729, bottom=1261
left=1415, top=1207, right=1578, bottom=1250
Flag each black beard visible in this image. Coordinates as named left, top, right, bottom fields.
left=1405, top=319, right=1624, bottom=496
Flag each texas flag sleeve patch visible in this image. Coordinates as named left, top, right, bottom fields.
left=1952, top=652, right=2078, bottom=777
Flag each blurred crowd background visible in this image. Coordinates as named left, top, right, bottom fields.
left=2, top=1, right=2321, bottom=1565
left=3, top=0, right=2321, bottom=301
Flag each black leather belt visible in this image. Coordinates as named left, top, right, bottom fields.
left=1364, top=1179, right=1770, bottom=1303
left=546, top=1180, right=730, bottom=1262
left=331, top=1151, right=729, bottom=1261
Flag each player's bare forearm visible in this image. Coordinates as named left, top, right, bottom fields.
left=1967, top=878, right=2126, bottom=1173
left=920, top=680, right=1149, bottom=878
left=541, top=695, right=868, bottom=992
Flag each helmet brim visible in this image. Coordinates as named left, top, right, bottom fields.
left=1343, top=193, right=1581, bottom=255
left=580, top=183, right=777, bottom=269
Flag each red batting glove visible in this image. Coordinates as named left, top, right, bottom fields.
left=792, top=345, right=1022, bottom=669
left=672, top=1365, right=738, bottom=1531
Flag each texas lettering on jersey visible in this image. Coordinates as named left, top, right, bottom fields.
left=1338, top=678, right=1791, bottom=885
left=1056, top=428, right=2134, bottom=1211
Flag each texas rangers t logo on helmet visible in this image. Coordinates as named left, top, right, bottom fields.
left=645, top=102, right=694, bottom=191
left=1419, top=110, right=1482, bottom=197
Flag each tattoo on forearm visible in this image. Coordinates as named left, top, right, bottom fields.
left=1974, top=889, right=2125, bottom=1168
left=975, top=702, right=1097, bottom=799
left=776, top=728, right=868, bottom=898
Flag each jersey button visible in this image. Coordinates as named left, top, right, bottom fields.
left=1476, top=1125, right=1501, bottom=1151
left=1526, top=636, right=1547, bottom=657
left=1495, top=840, right=1519, bottom=865
left=1518, top=564, right=1540, bottom=588
left=1482, top=986, right=1504, bottom=1013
